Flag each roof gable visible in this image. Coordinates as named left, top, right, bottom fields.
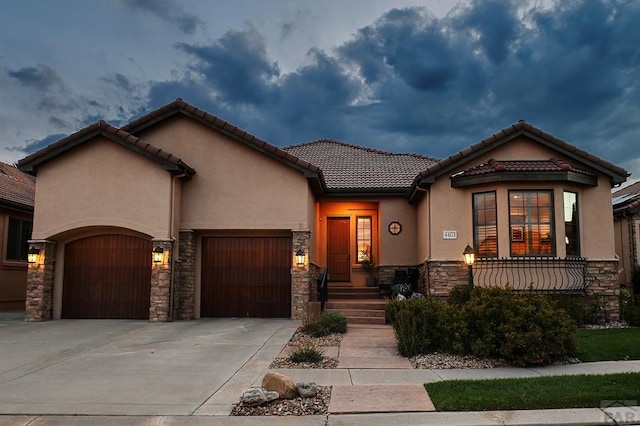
left=0, top=161, right=35, bottom=213
left=613, top=181, right=640, bottom=216
left=18, top=121, right=195, bottom=177
left=122, top=98, right=326, bottom=195
left=284, top=139, right=438, bottom=194
left=410, top=120, right=629, bottom=200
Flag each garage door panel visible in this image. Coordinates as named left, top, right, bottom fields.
left=62, top=234, right=151, bottom=319
left=201, top=236, right=291, bottom=318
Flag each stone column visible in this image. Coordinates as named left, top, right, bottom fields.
left=25, top=240, right=56, bottom=322
left=175, top=230, right=195, bottom=320
left=586, top=259, right=620, bottom=321
left=149, top=239, right=174, bottom=322
left=292, top=230, right=311, bottom=320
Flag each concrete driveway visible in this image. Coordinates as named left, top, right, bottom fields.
left=0, top=312, right=297, bottom=416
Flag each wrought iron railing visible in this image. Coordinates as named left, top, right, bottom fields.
left=473, top=256, right=589, bottom=293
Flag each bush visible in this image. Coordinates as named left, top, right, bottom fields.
left=623, top=304, right=640, bottom=326
left=548, top=294, right=586, bottom=326
left=288, top=344, right=324, bottom=363
left=304, top=311, right=347, bottom=336
left=448, top=285, right=472, bottom=306
left=458, top=288, right=577, bottom=366
left=390, top=298, right=457, bottom=357
left=387, top=287, right=577, bottom=366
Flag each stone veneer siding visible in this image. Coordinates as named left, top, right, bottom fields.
left=175, top=230, right=195, bottom=320
left=425, top=259, right=621, bottom=320
left=292, top=230, right=311, bottom=320
left=149, top=239, right=173, bottom=322
left=24, top=240, right=56, bottom=322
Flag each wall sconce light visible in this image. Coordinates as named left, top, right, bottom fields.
left=295, top=249, right=305, bottom=266
left=27, top=247, right=40, bottom=264
left=152, top=246, right=164, bottom=263
left=462, top=244, right=475, bottom=289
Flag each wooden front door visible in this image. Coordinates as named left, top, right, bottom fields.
left=62, top=234, right=152, bottom=319
left=327, top=217, right=350, bottom=281
left=201, top=236, right=292, bottom=318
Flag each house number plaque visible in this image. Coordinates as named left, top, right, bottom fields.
left=442, top=230, right=457, bottom=239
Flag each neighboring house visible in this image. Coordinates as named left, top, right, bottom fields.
left=0, top=161, right=35, bottom=311
left=18, top=99, right=628, bottom=321
left=613, top=181, right=640, bottom=290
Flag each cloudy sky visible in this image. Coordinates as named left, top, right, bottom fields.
left=1, top=0, right=639, bottom=183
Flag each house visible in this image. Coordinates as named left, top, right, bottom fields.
left=0, top=161, right=35, bottom=311
left=613, top=181, right=640, bottom=292
left=18, top=99, right=628, bottom=321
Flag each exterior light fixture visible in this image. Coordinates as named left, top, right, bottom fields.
left=152, top=246, right=164, bottom=263
left=295, top=249, right=305, bottom=266
left=463, top=244, right=475, bottom=289
left=27, top=247, right=40, bottom=264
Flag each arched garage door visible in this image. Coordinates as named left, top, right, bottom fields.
left=62, top=234, right=152, bottom=319
left=201, top=236, right=292, bottom=318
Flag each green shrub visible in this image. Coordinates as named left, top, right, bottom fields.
left=288, top=344, right=325, bottom=363
left=548, top=294, right=586, bottom=326
left=623, top=304, right=640, bottom=326
left=448, top=285, right=472, bottom=306
left=459, top=287, right=577, bottom=366
left=388, top=298, right=458, bottom=357
left=304, top=311, right=347, bottom=336
left=585, top=295, right=610, bottom=325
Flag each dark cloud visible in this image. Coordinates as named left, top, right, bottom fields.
left=176, top=26, right=280, bottom=106
left=118, top=0, right=204, bottom=34
left=23, top=0, right=636, bottom=176
left=6, top=64, right=64, bottom=91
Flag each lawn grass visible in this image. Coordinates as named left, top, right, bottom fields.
left=425, top=373, right=640, bottom=411
left=575, top=328, right=640, bottom=362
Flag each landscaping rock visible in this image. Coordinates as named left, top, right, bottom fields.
left=396, top=294, right=406, bottom=301
left=296, top=382, right=318, bottom=398
left=411, top=292, right=424, bottom=299
left=262, top=372, right=298, bottom=399
left=240, top=387, right=279, bottom=406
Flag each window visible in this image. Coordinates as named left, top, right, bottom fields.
left=356, top=216, right=372, bottom=263
left=564, top=191, right=580, bottom=256
left=509, top=190, right=554, bottom=256
left=6, top=217, right=32, bottom=262
left=473, top=191, right=497, bottom=257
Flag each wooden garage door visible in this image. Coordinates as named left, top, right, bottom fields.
left=201, top=236, right=292, bottom=318
left=62, top=234, right=152, bottom=319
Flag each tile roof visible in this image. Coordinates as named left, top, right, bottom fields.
left=121, top=99, right=325, bottom=191
left=18, top=121, right=195, bottom=177
left=454, top=159, right=596, bottom=177
left=0, top=161, right=35, bottom=212
left=612, top=181, right=640, bottom=215
left=411, top=120, right=629, bottom=200
left=283, top=139, right=438, bottom=192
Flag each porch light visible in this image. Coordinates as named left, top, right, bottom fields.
left=152, top=246, right=164, bottom=263
left=463, top=245, right=475, bottom=290
left=295, top=249, right=305, bottom=266
left=463, top=245, right=475, bottom=266
left=27, top=247, right=40, bottom=264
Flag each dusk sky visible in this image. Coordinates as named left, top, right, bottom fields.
left=1, top=0, right=639, bottom=184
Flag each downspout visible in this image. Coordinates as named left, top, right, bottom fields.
left=169, top=172, right=186, bottom=321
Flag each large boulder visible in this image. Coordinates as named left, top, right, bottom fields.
left=240, top=387, right=279, bottom=406
left=262, top=372, right=298, bottom=399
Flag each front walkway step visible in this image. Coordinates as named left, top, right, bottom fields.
left=329, top=385, right=435, bottom=413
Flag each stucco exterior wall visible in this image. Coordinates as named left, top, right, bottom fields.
left=133, top=116, right=312, bottom=230
left=428, top=136, right=618, bottom=261
left=379, top=197, right=419, bottom=265
left=416, top=191, right=430, bottom=263
left=32, top=137, right=173, bottom=240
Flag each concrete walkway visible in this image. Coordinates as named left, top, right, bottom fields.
left=0, top=314, right=639, bottom=425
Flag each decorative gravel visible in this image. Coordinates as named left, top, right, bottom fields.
left=268, top=329, right=341, bottom=369
left=230, top=386, right=331, bottom=416
left=410, top=352, right=511, bottom=369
